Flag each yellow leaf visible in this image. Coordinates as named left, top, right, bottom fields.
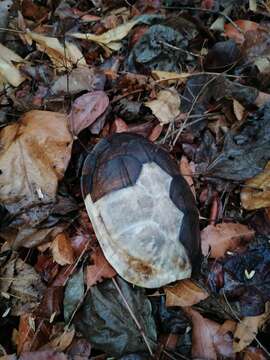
left=0, top=43, right=26, bottom=88
left=241, top=161, right=270, bottom=210
left=145, top=88, right=181, bottom=124
left=165, top=279, right=209, bottom=307
left=27, top=31, right=86, bottom=71
left=69, top=19, right=139, bottom=50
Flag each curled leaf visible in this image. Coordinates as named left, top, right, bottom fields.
left=165, top=279, right=208, bottom=307
left=201, top=223, right=255, bottom=258
left=68, top=91, right=109, bottom=135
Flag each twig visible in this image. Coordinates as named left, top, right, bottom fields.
left=112, top=277, right=154, bottom=357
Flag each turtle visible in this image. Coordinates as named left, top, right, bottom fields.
left=81, top=132, right=201, bottom=288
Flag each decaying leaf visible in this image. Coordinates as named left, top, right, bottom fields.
left=41, top=326, right=75, bottom=352
left=201, top=223, right=255, bottom=258
left=27, top=31, right=86, bottom=71
left=74, top=276, right=157, bottom=357
left=51, top=233, right=74, bottom=266
left=233, top=304, right=270, bottom=352
left=0, top=255, right=45, bottom=315
left=145, top=88, right=180, bottom=124
left=51, top=67, right=105, bottom=95
left=224, top=20, right=259, bottom=44
left=233, top=98, right=245, bottom=121
left=241, top=161, right=270, bottom=210
left=86, top=247, right=116, bottom=288
left=68, top=91, right=109, bottom=135
left=64, top=267, right=84, bottom=322
left=165, top=279, right=208, bottom=307
left=0, top=43, right=26, bottom=89
left=0, top=110, right=72, bottom=248
left=186, top=307, right=236, bottom=360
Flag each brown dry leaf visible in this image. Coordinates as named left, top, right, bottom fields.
left=86, top=247, right=117, bottom=288
left=241, top=161, right=270, bottom=210
left=180, top=156, right=196, bottom=198
left=111, top=117, right=129, bottom=133
left=51, top=233, right=75, bottom=266
left=148, top=124, right=163, bottom=142
left=0, top=110, right=72, bottom=248
left=0, top=43, right=26, bottom=89
left=224, top=20, right=259, bottom=44
left=17, top=313, right=35, bottom=354
left=27, top=31, right=86, bottom=71
left=145, top=88, right=180, bottom=124
left=0, top=256, right=45, bottom=316
left=42, top=326, right=75, bottom=352
left=69, top=18, right=139, bottom=51
left=244, top=347, right=268, bottom=360
left=233, top=304, right=270, bottom=353
left=68, top=91, right=109, bottom=135
left=186, top=307, right=236, bottom=360
left=201, top=223, right=255, bottom=258
left=165, top=279, right=209, bottom=307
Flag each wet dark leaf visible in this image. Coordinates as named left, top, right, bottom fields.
left=74, top=276, right=157, bottom=357
left=128, top=25, right=189, bottom=72
left=204, top=40, right=241, bottom=71
left=206, top=103, right=270, bottom=181
left=209, top=236, right=270, bottom=316
left=64, top=267, right=84, bottom=322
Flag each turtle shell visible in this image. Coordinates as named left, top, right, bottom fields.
left=81, top=133, right=201, bottom=288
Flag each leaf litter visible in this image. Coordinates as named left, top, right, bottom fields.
left=0, top=1, right=270, bottom=359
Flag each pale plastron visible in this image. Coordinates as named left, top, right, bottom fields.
left=85, top=162, right=191, bottom=288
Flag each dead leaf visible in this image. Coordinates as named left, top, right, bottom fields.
left=145, top=88, right=180, bottom=124
left=0, top=255, right=45, bottom=315
left=111, top=117, right=129, bottom=133
left=244, top=347, right=268, bottom=360
left=233, top=98, right=245, bottom=121
left=147, top=123, right=162, bottom=142
left=68, top=91, right=109, bottom=135
left=19, top=350, right=68, bottom=360
left=42, top=326, right=75, bottom=352
left=0, top=110, right=72, bottom=248
left=241, top=161, right=270, bottom=210
left=165, top=279, right=209, bottom=307
left=180, top=156, right=196, bottom=198
left=0, top=43, right=26, bottom=89
left=201, top=223, right=255, bottom=258
left=51, top=233, right=75, bottom=266
left=17, top=313, right=35, bottom=354
left=224, top=20, right=259, bottom=44
left=69, top=18, right=140, bottom=51
left=233, top=304, right=270, bottom=352
left=186, top=307, right=236, bottom=360
left=51, top=67, right=105, bottom=95
left=27, top=31, right=86, bottom=72
left=85, top=247, right=116, bottom=288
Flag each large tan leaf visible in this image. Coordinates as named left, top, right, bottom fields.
left=186, top=308, right=236, bottom=360
left=27, top=31, right=86, bottom=71
left=165, top=279, right=208, bottom=307
left=241, top=161, right=270, bottom=210
left=201, top=223, right=255, bottom=258
left=145, top=88, right=180, bottom=124
left=233, top=305, right=270, bottom=353
left=69, top=19, right=139, bottom=50
left=0, top=110, right=72, bottom=247
left=0, top=43, right=26, bottom=88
